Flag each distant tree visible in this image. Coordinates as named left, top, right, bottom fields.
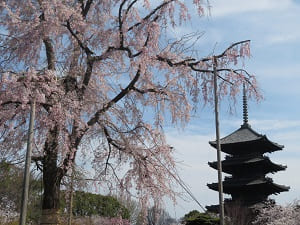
left=0, top=161, right=42, bottom=224
left=115, top=195, right=144, bottom=225
left=0, top=161, right=23, bottom=212
left=147, top=206, right=177, bottom=225
left=67, top=215, right=130, bottom=225
left=60, top=191, right=130, bottom=219
left=0, top=0, right=260, bottom=223
left=182, top=210, right=219, bottom=225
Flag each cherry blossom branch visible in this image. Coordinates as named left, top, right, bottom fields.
left=66, top=12, right=141, bottom=61
left=43, top=37, right=56, bottom=70
left=104, top=163, right=138, bottom=198
left=131, top=86, right=167, bottom=95
left=119, top=0, right=151, bottom=51
left=60, top=119, right=88, bottom=176
left=79, top=0, right=93, bottom=19
left=118, top=0, right=128, bottom=46
left=216, top=40, right=250, bottom=59
left=157, top=40, right=252, bottom=86
left=81, top=57, right=94, bottom=94
left=0, top=96, right=52, bottom=112
left=37, top=1, right=56, bottom=70
left=65, top=20, right=94, bottom=55
left=65, top=19, right=141, bottom=95
left=102, top=119, right=144, bottom=134
left=128, top=0, right=175, bottom=31
left=125, top=0, right=138, bottom=16
left=193, top=40, right=251, bottom=63
left=103, top=126, right=114, bottom=175
left=0, top=100, right=22, bottom=107
left=87, top=66, right=141, bottom=126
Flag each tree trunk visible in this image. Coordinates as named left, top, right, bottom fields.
left=40, top=127, right=62, bottom=225
left=40, top=163, right=61, bottom=225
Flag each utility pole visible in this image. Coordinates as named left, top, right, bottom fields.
left=213, top=57, right=225, bottom=225
left=19, top=99, right=36, bottom=225
left=68, top=165, right=74, bottom=225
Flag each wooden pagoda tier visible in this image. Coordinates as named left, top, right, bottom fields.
left=208, top=154, right=287, bottom=175
left=209, top=123, right=284, bottom=155
left=207, top=177, right=289, bottom=201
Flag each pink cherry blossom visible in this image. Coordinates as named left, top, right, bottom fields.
left=0, top=1, right=261, bottom=223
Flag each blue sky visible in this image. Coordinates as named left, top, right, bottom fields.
left=164, top=0, right=300, bottom=218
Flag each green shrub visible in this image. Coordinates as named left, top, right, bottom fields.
left=183, top=210, right=220, bottom=225
left=60, top=191, right=130, bottom=219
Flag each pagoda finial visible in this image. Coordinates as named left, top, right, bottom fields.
left=242, top=83, right=249, bottom=127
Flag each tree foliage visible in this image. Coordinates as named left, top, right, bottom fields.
left=182, top=210, right=219, bottom=225
left=61, top=191, right=130, bottom=219
left=146, top=206, right=177, bottom=225
left=0, top=162, right=131, bottom=224
left=0, top=0, right=260, bottom=217
left=0, top=161, right=42, bottom=224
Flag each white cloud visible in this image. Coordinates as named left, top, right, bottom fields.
left=252, top=65, right=300, bottom=79
left=249, top=119, right=300, bottom=131
left=209, top=0, right=292, bottom=18
left=267, top=33, right=300, bottom=44
left=269, top=158, right=300, bottom=204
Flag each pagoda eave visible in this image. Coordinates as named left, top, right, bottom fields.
left=207, top=180, right=289, bottom=195
left=208, top=157, right=287, bottom=174
left=209, top=138, right=283, bottom=155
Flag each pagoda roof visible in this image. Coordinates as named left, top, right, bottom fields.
left=209, top=124, right=284, bottom=154
left=208, top=155, right=287, bottom=174
left=207, top=177, right=290, bottom=195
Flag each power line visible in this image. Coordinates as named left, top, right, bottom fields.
left=149, top=152, right=206, bottom=212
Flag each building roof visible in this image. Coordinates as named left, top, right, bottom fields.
left=207, top=177, right=290, bottom=195
left=209, top=124, right=284, bottom=154
left=208, top=155, right=287, bottom=174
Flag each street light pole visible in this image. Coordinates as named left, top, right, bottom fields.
left=19, top=99, right=36, bottom=225
left=213, top=57, right=225, bottom=225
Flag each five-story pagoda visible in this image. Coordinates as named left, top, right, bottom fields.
left=207, top=87, right=289, bottom=210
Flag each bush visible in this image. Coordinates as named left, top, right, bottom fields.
left=60, top=191, right=130, bottom=219
left=182, top=210, right=219, bottom=225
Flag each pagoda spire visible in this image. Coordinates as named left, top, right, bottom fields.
left=242, top=83, right=249, bottom=127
